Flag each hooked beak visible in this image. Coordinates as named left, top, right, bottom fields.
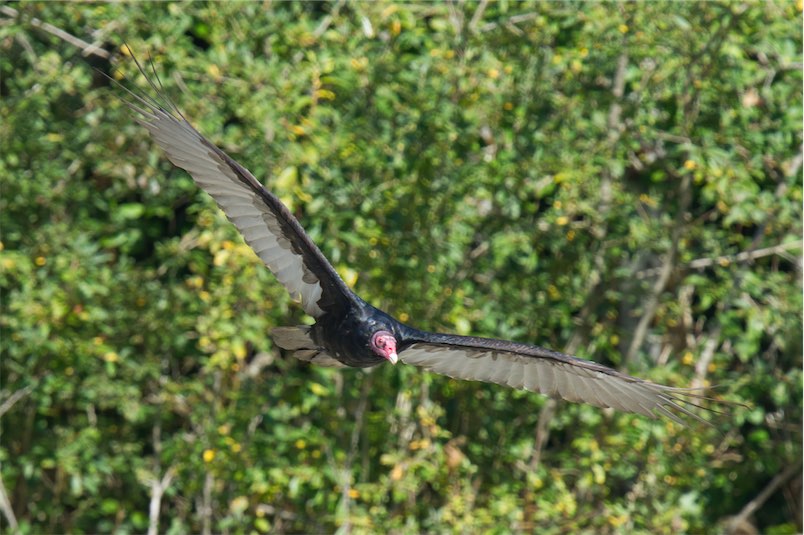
left=386, top=350, right=398, bottom=365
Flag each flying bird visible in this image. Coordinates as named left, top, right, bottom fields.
left=116, top=55, right=714, bottom=425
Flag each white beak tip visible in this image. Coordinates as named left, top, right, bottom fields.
left=387, top=352, right=399, bottom=365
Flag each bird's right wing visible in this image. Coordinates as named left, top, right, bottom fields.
left=399, top=332, right=715, bottom=424
left=116, top=54, right=356, bottom=318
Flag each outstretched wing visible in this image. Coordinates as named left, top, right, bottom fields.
left=399, top=332, right=711, bottom=424
left=116, top=55, right=355, bottom=317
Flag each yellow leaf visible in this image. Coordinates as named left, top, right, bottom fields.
left=391, top=465, right=403, bottom=481
left=233, top=340, right=247, bottom=360
left=350, top=57, right=368, bottom=70
left=315, top=88, right=336, bottom=100
left=230, top=496, right=249, bottom=515
left=337, top=266, right=358, bottom=289
left=309, top=382, right=328, bottom=396
left=213, top=249, right=230, bottom=267
left=548, top=285, right=560, bottom=300
left=276, top=166, right=298, bottom=191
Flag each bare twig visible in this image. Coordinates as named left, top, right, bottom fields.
left=147, top=467, right=176, bottom=535
left=0, top=471, right=18, bottom=532
left=531, top=399, right=556, bottom=471
left=347, top=374, right=373, bottom=469
left=200, top=471, right=213, bottom=535
left=654, top=130, right=692, bottom=144
left=468, top=0, right=490, bottom=32
left=0, top=5, right=110, bottom=59
left=478, top=12, right=540, bottom=33
left=635, top=241, right=802, bottom=279
left=446, top=0, right=464, bottom=35
left=0, top=384, right=35, bottom=419
left=692, top=326, right=721, bottom=389
left=312, top=0, right=346, bottom=38
left=146, top=421, right=175, bottom=535
left=608, top=53, right=629, bottom=140
left=783, top=148, right=802, bottom=178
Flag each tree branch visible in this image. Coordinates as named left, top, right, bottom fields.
left=727, top=463, right=801, bottom=533
left=147, top=467, right=176, bottom=535
left=0, top=5, right=110, bottom=59
left=0, top=471, right=18, bottom=532
left=478, top=12, right=540, bottom=33
left=0, top=384, right=35, bottom=419
left=692, top=326, right=721, bottom=389
left=468, top=0, right=490, bottom=32
left=312, top=0, right=346, bottom=38
left=635, top=241, right=802, bottom=279
left=624, top=174, right=690, bottom=365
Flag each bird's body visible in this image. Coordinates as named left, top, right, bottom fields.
left=302, top=297, right=402, bottom=368
left=116, top=53, right=717, bottom=425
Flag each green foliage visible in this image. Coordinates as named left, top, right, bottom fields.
left=2, top=2, right=801, bottom=533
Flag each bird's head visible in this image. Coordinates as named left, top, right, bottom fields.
left=371, top=330, right=398, bottom=364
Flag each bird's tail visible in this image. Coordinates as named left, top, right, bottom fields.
left=271, top=326, right=345, bottom=368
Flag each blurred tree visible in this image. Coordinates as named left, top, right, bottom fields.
left=1, top=2, right=801, bottom=534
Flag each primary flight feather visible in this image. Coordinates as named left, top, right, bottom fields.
left=117, top=55, right=714, bottom=425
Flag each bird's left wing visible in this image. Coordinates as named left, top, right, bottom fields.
left=399, top=332, right=711, bottom=424
left=115, top=56, right=356, bottom=318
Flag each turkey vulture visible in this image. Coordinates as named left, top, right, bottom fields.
left=115, top=55, right=715, bottom=425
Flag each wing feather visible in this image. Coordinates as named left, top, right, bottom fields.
left=531, top=362, right=555, bottom=395
left=399, top=333, right=715, bottom=422
left=117, top=57, right=356, bottom=318
left=573, top=373, right=605, bottom=408
left=553, top=366, right=582, bottom=403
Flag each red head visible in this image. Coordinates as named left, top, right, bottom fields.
left=371, top=330, right=398, bottom=364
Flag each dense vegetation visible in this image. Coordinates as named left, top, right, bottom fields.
left=2, top=2, right=801, bottom=533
